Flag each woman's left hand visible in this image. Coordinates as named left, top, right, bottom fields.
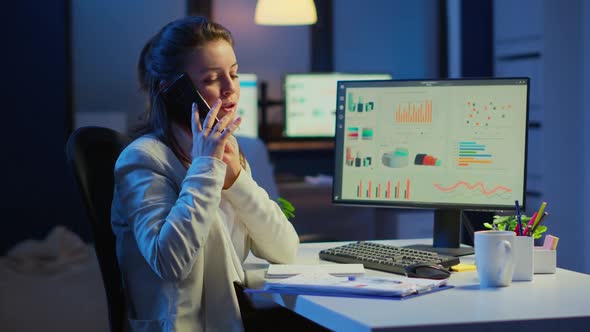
left=189, top=100, right=242, bottom=189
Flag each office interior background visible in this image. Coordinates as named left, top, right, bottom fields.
left=2, top=0, right=589, bottom=328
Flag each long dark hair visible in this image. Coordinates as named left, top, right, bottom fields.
left=136, top=16, right=238, bottom=166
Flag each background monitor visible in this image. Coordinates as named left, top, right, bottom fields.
left=283, top=73, right=392, bottom=138
left=235, top=73, right=258, bottom=138
left=333, top=78, right=530, bottom=256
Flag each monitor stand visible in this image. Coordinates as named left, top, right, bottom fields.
left=404, top=209, right=474, bottom=257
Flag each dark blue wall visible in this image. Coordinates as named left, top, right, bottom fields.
left=461, top=0, right=494, bottom=77
left=1, top=1, right=88, bottom=254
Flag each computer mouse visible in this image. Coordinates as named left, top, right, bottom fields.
left=404, top=263, right=451, bottom=280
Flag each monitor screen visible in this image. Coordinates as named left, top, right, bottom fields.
left=283, top=73, right=392, bottom=138
left=333, top=78, right=529, bottom=256
left=236, top=73, right=258, bottom=138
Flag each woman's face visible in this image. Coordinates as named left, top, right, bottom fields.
left=186, top=39, right=240, bottom=120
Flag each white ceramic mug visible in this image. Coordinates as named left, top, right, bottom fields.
left=474, top=231, right=515, bottom=287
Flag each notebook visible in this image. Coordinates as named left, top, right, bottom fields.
left=262, top=271, right=449, bottom=298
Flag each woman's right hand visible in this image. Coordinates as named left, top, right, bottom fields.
left=190, top=99, right=241, bottom=161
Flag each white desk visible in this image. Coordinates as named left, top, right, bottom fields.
left=244, top=239, right=590, bottom=332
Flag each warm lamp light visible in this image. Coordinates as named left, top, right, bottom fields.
left=255, top=0, right=318, bottom=26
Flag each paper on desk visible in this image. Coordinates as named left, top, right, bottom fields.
left=264, top=271, right=448, bottom=297
left=266, top=264, right=365, bottom=278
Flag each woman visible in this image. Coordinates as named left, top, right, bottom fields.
left=111, top=16, right=299, bottom=331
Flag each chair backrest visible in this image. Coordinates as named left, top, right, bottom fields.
left=66, top=126, right=131, bottom=332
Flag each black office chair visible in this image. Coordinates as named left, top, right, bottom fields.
left=66, top=126, right=131, bottom=332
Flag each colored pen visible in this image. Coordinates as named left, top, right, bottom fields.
left=515, top=200, right=523, bottom=236
left=533, top=202, right=548, bottom=229
left=522, top=212, right=538, bottom=236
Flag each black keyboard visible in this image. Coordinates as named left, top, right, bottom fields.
left=319, top=241, right=460, bottom=276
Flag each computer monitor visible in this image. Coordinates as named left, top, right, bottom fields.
left=283, top=73, right=392, bottom=138
left=236, top=73, right=258, bottom=138
left=333, top=78, right=530, bottom=256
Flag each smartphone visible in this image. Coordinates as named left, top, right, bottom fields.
left=161, top=73, right=217, bottom=127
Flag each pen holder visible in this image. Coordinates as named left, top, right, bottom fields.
left=534, top=247, right=557, bottom=274
left=512, top=236, right=534, bottom=281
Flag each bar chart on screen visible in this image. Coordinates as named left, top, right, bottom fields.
left=395, top=99, right=433, bottom=124
left=354, top=178, right=411, bottom=200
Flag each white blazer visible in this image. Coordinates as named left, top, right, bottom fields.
left=111, top=135, right=299, bottom=331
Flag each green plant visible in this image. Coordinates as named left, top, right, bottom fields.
left=277, top=197, right=295, bottom=221
left=483, top=214, right=547, bottom=239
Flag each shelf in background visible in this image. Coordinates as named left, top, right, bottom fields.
left=266, top=140, right=335, bottom=151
